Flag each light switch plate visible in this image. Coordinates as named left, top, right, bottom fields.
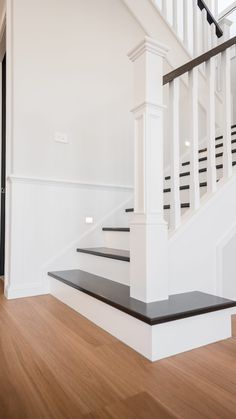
left=54, top=132, right=68, bottom=144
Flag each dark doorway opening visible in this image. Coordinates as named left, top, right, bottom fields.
left=0, top=55, right=6, bottom=276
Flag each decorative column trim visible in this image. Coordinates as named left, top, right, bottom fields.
left=128, top=36, right=169, bottom=62
left=128, top=36, right=169, bottom=303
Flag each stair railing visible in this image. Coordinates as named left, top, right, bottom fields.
left=155, top=0, right=223, bottom=56
left=163, top=37, right=236, bottom=230
left=128, top=35, right=235, bottom=302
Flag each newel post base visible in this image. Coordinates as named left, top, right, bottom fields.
left=128, top=37, right=169, bottom=303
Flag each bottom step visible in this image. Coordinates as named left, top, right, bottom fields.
left=48, top=270, right=236, bottom=361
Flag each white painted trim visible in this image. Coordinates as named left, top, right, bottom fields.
left=5, top=281, right=49, bottom=299
left=8, top=174, right=133, bottom=191
left=216, top=222, right=236, bottom=296
left=4, top=0, right=14, bottom=297
left=151, top=308, right=233, bottom=361
left=128, top=36, right=169, bottom=61
left=50, top=278, right=152, bottom=360
left=50, top=278, right=234, bottom=361
left=131, top=101, right=166, bottom=114
left=148, top=0, right=193, bottom=58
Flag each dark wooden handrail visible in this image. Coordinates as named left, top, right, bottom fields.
left=198, top=0, right=223, bottom=38
left=163, top=36, right=236, bottom=85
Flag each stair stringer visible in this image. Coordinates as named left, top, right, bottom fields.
left=168, top=169, right=236, bottom=299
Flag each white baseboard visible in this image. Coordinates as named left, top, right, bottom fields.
left=5, top=282, right=49, bottom=299
left=50, top=277, right=233, bottom=361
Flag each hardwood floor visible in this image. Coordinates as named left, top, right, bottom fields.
left=0, top=281, right=236, bottom=419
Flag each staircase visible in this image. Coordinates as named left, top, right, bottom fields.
left=48, top=0, right=236, bottom=361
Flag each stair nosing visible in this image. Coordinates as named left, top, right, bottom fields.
left=102, top=227, right=130, bottom=232
left=165, top=161, right=236, bottom=180
left=183, top=148, right=236, bottom=167
left=126, top=203, right=190, bottom=213
left=77, top=247, right=130, bottom=262
left=48, top=270, right=236, bottom=326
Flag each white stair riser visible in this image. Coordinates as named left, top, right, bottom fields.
left=103, top=231, right=129, bottom=250
left=124, top=211, right=134, bottom=224
left=77, top=252, right=129, bottom=285
left=50, top=278, right=234, bottom=362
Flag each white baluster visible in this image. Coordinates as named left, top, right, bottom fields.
left=193, top=0, right=199, bottom=56
left=206, top=57, right=216, bottom=193
left=222, top=48, right=232, bottom=179
left=162, top=0, right=167, bottom=19
left=189, top=67, right=200, bottom=210
left=183, top=0, right=189, bottom=50
left=207, top=22, right=213, bottom=51
left=172, top=0, right=178, bottom=33
left=169, top=78, right=181, bottom=230
left=202, top=8, right=208, bottom=53
left=211, top=23, right=217, bottom=49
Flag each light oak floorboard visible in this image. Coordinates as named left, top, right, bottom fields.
left=0, top=282, right=236, bottom=418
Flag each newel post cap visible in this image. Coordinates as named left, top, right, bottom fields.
left=128, top=36, right=169, bottom=62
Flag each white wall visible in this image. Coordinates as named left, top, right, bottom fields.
left=5, top=177, right=132, bottom=298
left=11, top=0, right=144, bottom=185
left=221, top=232, right=236, bottom=300
left=6, top=0, right=144, bottom=297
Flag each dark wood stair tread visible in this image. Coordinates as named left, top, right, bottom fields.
left=183, top=148, right=236, bottom=167
left=102, top=227, right=130, bottom=232
left=48, top=269, right=236, bottom=326
left=126, top=203, right=190, bottom=213
left=165, top=161, right=236, bottom=181
left=199, top=138, right=236, bottom=154
left=164, top=181, right=207, bottom=193
left=77, top=247, right=130, bottom=262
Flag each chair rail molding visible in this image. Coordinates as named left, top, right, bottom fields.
left=7, top=175, right=133, bottom=191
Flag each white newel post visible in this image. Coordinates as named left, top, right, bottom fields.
left=128, top=37, right=169, bottom=303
